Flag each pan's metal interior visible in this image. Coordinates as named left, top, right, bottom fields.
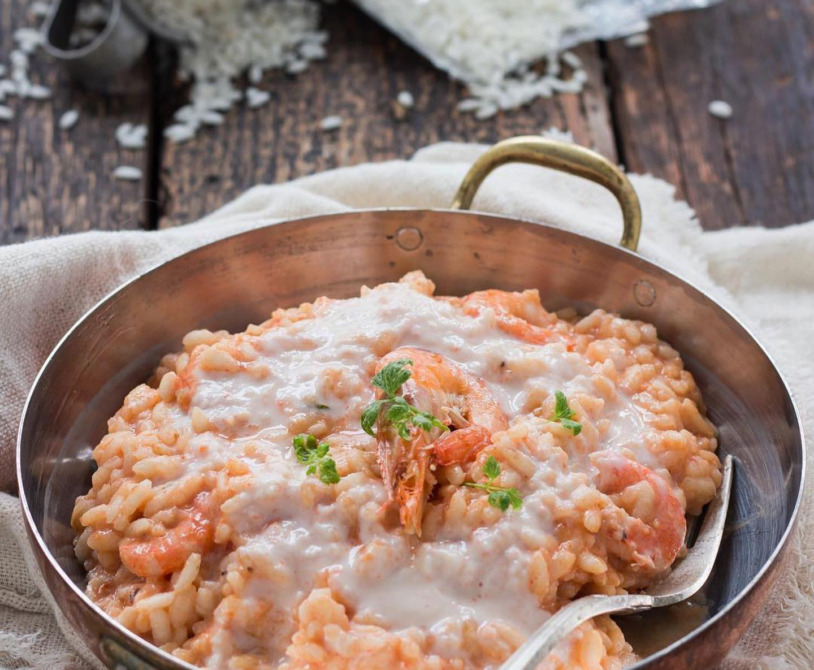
left=18, top=210, right=803, bottom=669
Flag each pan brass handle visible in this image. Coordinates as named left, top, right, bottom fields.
left=450, top=137, right=642, bottom=252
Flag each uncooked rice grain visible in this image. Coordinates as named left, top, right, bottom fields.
left=112, top=166, right=143, bottom=181
left=624, top=33, right=649, bottom=47
left=397, top=90, right=414, bottom=108
left=708, top=100, right=733, bottom=120
left=164, top=124, right=195, bottom=144
left=13, top=27, right=44, bottom=54
left=116, top=123, right=148, bottom=150
left=319, top=114, right=342, bottom=131
left=245, top=87, right=271, bottom=109
left=30, top=1, right=50, bottom=17
left=248, top=65, right=263, bottom=85
left=26, top=83, right=51, bottom=100
left=59, top=109, right=79, bottom=130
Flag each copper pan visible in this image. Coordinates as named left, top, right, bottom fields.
left=17, top=138, right=804, bottom=670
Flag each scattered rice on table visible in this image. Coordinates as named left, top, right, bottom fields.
left=112, top=165, right=143, bottom=181
left=624, top=33, right=650, bottom=48
left=116, top=122, right=148, bottom=150
left=708, top=100, right=733, bottom=120
left=59, top=109, right=79, bottom=130
left=136, top=0, right=327, bottom=141
left=397, top=90, right=415, bottom=108
left=319, top=114, right=343, bottom=131
left=245, top=87, right=271, bottom=110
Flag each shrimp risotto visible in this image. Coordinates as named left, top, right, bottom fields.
left=72, top=272, right=722, bottom=669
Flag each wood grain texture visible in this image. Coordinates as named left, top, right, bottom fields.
left=0, top=0, right=153, bottom=244
left=3, top=0, right=813, bottom=241
left=606, top=0, right=814, bottom=230
left=156, top=1, right=616, bottom=228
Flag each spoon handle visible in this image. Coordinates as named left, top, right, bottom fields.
left=501, top=593, right=654, bottom=670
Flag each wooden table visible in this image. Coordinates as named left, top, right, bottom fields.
left=2, top=0, right=812, bottom=244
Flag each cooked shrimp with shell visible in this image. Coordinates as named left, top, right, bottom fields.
left=72, top=271, right=722, bottom=669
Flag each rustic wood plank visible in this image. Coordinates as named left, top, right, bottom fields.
left=0, top=1, right=154, bottom=244
left=157, top=1, right=616, bottom=228
left=606, top=0, right=814, bottom=230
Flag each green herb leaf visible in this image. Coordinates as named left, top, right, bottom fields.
left=411, top=410, right=447, bottom=434
left=318, top=458, right=340, bottom=485
left=552, top=390, right=582, bottom=436
left=387, top=399, right=413, bottom=425
left=396, top=421, right=412, bottom=441
left=560, top=418, right=582, bottom=436
left=464, top=472, right=523, bottom=513
left=488, top=490, right=511, bottom=511
left=292, top=434, right=342, bottom=484
left=482, top=455, right=501, bottom=480
left=371, top=359, right=413, bottom=396
left=553, top=390, right=574, bottom=420
left=505, top=487, right=523, bottom=510
left=361, top=400, right=384, bottom=437
left=315, top=403, right=330, bottom=410
left=293, top=433, right=318, bottom=464
left=362, top=358, right=447, bottom=444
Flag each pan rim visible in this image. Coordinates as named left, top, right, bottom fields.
left=16, top=207, right=806, bottom=669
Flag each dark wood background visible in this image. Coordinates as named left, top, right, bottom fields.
left=1, top=0, right=812, bottom=244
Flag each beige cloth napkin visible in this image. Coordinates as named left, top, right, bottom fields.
left=0, top=141, right=811, bottom=669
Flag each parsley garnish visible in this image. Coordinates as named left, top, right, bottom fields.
left=465, top=455, right=523, bottom=512
left=372, top=358, right=413, bottom=396
left=293, top=434, right=341, bottom=484
left=552, top=390, right=582, bottom=435
left=361, top=359, right=447, bottom=440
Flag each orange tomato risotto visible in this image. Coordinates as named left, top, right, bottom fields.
left=72, top=271, right=722, bottom=669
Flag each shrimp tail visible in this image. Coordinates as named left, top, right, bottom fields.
left=376, top=430, right=404, bottom=496
left=395, top=451, right=430, bottom=536
left=433, top=425, right=492, bottom=466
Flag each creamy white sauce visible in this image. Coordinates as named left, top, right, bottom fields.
left=192, top=284, right=616, bottom=433
left=185, top=281, right=650, bottom=660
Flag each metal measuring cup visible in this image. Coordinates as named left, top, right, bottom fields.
left=41, top=0, right=187, bottom=86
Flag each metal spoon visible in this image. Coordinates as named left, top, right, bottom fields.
left=502, top=454, right=734, bottom=670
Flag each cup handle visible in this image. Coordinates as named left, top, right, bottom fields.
left=450, top=136, right=642, bottom=252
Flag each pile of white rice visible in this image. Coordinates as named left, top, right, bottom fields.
left=0, top=0, right=329, bottom=146
left=2, top=0, right=597, bottom=141
left=352, top=0, right=591, bottom=119
left=148, top=0, right=593, bottom=127
left=5, top=0, right=728, bottom=155
left=138, top=0, right=329, bottom=143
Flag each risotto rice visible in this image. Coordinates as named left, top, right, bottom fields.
left=72, top=271, right=722, bottom=669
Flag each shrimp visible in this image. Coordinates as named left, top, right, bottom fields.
left=461, top=289, right=559, bottom=345
left=374, top=347, right=508, bottom=535
left=119, top=492, right=217, bottom=578
left=592, top=451, right=686, bottom=574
